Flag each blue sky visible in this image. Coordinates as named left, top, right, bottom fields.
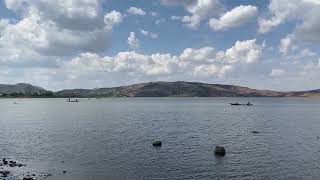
left=105, top=0, right=267, bottom=54
left=0, top=0, right=319, bottom=91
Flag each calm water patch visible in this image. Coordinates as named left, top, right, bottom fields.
left=1, top=98, right=320, bottom=179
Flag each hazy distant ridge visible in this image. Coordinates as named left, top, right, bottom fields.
left=0, top=83, right=50, bottom=96
left=55, top=81, right=320, bottom=97
left=1, top=82, right=319, bottom=97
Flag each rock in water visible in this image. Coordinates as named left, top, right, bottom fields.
left=214, top=146, right=226, bottom=156
left=152, top=141, right=162, bottom=147
left=0, top=170, right=10, bottom=177
left=23, top=175, right=33, bottom=180
left=2, top=158, right=8, bottom=165
left=251, top=130, right=260, bottom=134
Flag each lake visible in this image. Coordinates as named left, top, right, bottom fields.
left=1, top=98, right=320, bottom=179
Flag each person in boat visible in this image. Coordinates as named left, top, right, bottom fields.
left=230, top=102, right=241, bottom=105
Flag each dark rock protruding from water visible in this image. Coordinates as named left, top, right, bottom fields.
left=251, top=130, right=260, bottom=134
left=0, top=170, right=10, bottom=177
left=214, top=146, right=226, bottom=156
left=152, top=141, right=162, bottom=147
left=23, top=175, right=33, bottom=180
left=2, top=158, right=8, bottom=165
left=1, top=158, right=25, bottom=168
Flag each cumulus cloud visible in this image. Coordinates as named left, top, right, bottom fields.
left=180, top=47, right=216, bottom=62
left=161, top=0, right=224, bottom=29
left=258, top=0, right=299, bottom=34
left=209, top=5, right=258, bottom=31
left=279, top=35, right=296, bottom=55
left=128, top=32, right=140, bottom=50
left=258, top=0, right=320, bottom=43
left=10, top=38, right=264, bottom=89
left=0, top=0, right=115, bottom=62
left=224, top=39, right=263, bottom=64
left=140, top=29, right=158, bottom=39
left=127, top=7, right=146, bottom=16
left=0, top=19, right=9, bottom=33
left=1, top=0, right=319, bottom=90
left=104, top=10, right=123, bottom=30
left=5, top=0, right=104, bottom=31
left=56, top=39, right=264, bottom=86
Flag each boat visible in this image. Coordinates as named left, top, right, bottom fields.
left=230, top=102, right=241, bottom=106
left=67, top=98, right=79, bottom=102
left=246, top=101, right=253, bottom=106
left=230, top=101, right=253, bottom=106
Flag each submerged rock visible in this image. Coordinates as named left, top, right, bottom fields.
left=214, top=146, right=226, bottom=156
left=23, top=175, right=33, bottom=180
left=152, top=141, right=162, bottom=147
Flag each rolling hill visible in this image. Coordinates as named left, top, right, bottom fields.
left=54, top=81, right=320, bottom=97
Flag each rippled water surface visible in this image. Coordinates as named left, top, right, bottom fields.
left=1, top=98, right=320, bottom=179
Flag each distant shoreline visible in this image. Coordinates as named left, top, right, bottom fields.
left=0, top=96, right=320, bottom=99
left=1, top=81, right=320, bottom=98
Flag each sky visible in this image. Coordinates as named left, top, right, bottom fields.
left=0, top=0, right=319, bottom=91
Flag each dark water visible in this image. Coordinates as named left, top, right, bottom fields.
left=1, top=98, right=320, bottom=179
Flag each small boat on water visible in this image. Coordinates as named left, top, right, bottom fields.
left=67, top=98, right=79, bottom=102
left=230, top=101, right=253, bottom=106
left=246, top=101, right=253, bottom=106
left=230, top=102, right=241, bottom=106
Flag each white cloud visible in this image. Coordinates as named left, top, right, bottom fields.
left=279, top=35, right=296, bottom=55
left=104, top=10, right=123, bottom=30
left=1, top=0, right=319, bottom=91
left=209, top=5, right=258, bottom=31
left=150, top=12, right=159, bottom=17
left=128, top=32, right=140, bottom=50
left=180, top=47, right=216, bottom=62
left=0, top=19, right=9, bottom=33
left=155, top=18, right=166, bottom=25
left=270, top=69, right=285, bottom=77
left=181, top=15, right=202, bottom=29
left=5, top=0, right=104, bottom=31
left=7, top=34, right=319, bottom=91
left=0, top=0, right=111, bottom=61
left=6, top=38, right=264, bottom=88
left=299, top=48, right=317, bottom=57
left=161, top=0, right=224, bottom=29
left=140, top=29, right=158, bottom=39
left=56, top=39, right=264, bottom=86
left=127, top=7, right=146, bottom=16
left=193, top=64, right=218, bottom=77
left=258, top=0, right=320, bottom=43
left=171, top=16, right=182, bottom=20
left=224, top=39, right=263, bottom=64
left=258, top=0, right=299, bottom=34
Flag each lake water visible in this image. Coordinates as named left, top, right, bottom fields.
left=1, top=98, right=320, bottom=179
